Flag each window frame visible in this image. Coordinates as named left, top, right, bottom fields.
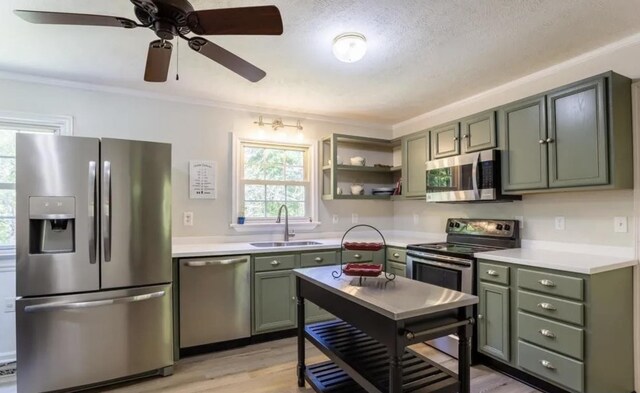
left=231, top=135, right=319, bottom=232
left=0, top=111, right=72, bottom=258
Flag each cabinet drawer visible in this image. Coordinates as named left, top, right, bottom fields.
left=387, top=261, right=407, bottom=277
left=342, top=250, right=373, bottom=263
left=518, top=291, right=584, bottom=326
left=479, top=262, right=510, bottom=285
left=387, top=248, right=406, bottom=263
left=301, top=251, right=338, bottom=267
left=254, top=254, right=297, bottom=272
left=518, top=269, right=584, bottom=301
left=518, top=312, right=584, bottom=360
left=518, top=340, right=584, bottom=392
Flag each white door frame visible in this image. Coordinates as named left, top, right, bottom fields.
left=632, top=81, right=640, bottom=392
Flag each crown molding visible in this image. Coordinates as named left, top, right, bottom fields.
left=393, top=31, right=640, bottom=134
left=0, top=70, right=392, bottom=132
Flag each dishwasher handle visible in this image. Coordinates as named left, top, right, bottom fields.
left=184, top=257, right=248, bottom=267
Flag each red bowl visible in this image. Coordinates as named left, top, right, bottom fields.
left=343, top=263, right=383, bottom=277
left=343, top=242, right=384, bottom=251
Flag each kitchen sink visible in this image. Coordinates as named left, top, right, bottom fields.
left=250, top=241, right=323, bottom=247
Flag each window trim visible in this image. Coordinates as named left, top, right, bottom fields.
left=231, top=134, right=320, bottom=232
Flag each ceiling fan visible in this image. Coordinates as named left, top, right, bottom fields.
left=14, top=0, right=283, bottom=83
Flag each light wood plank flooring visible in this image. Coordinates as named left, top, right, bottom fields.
left=0, top=338, right=540, bottom=393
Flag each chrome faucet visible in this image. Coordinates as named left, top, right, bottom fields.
left=276, top=204, right=295, bottom=242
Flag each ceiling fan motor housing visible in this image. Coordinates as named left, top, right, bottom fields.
left=132, top=0, right=193, bottom=39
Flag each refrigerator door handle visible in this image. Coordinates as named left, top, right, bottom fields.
left=88, top=161, right=97, bottom=264
left=24, top=290, right=166, bottom=313
left=103, top=160, right=112, bottom=262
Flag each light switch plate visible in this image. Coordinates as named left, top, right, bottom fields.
left=332, top=214, right=339, bottom=224
left=413, top=214, right=420, bottom=225
left=183, top=211, right=194, bottom=226
left=3, top=298, right=15, bottom=313
left=614, top=216, right=628, bottom=233
left=351, top=213, right=359, bottom=224
left=554, top=216, right=565, bottom=231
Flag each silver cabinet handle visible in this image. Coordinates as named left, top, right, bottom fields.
left=539, top=139, right=546, bottom=144
left=270, top=260, right=280, bottom=266
left=546, top=137, right=554, bottom=143
left=462, top=134, right=469, bottom=139
left=102, top=160, right=112, bottom=262
left=453, top=136, right=459, bottom=141
left=354, top=254, right=362, bottom=259
left=185, top=258, right=247, bottom=267
left=540, top=360, right=555, bottom=370
left=314, top=257, right=323, bottom=262
left=25, top=290, right=165, bottom=313
left=537, top=302, right=556, bottom=311
left=88, top=161, right=97, bottom=265
left=393, top=253, right=400, bottom=258
left=539, top=329, right=556, bottom=339
left=477, top=314, right=483, bottom=320
left=486, top=269, right=499, bottom=276
left=539, top=279, right=556, bottom=287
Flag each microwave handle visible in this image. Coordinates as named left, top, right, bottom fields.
left=471, top=152, right=481, bottom=199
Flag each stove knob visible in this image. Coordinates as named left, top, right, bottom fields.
left=449, top=222, right=455, bottom=228
left=454, top=222, right=461, bottom=228
left=496, top=224, right=503, bottom=231
left=504, top=224, right=511, bottom=231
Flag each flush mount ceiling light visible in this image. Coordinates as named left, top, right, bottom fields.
left=332, top=32, right=367, bottom=63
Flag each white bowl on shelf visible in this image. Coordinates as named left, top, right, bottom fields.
left=350, top=156, right=365, bottom=166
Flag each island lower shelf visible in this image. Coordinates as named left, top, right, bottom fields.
left=304, top=319, right=459, bottom=393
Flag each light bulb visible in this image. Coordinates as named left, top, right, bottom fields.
left=332, top=33, right=367, bottom=63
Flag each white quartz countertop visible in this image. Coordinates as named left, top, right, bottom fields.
left=474, top=248, right=637, bottom=275
left=172, top=234, right=437, bottom=258
left=294, top=266, right=478, bottom=320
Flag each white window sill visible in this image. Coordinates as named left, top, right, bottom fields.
left=230, top=221, right=321, bottom=233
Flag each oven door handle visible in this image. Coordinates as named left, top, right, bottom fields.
left=409, top=257, right=471, bottom=271
left=472, top=152, right=481, bottom=200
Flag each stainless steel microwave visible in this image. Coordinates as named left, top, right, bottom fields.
left=425, top=150, right=519, bottom=203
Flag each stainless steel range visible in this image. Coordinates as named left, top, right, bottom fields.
left=407, top=218, right=520, bottom=358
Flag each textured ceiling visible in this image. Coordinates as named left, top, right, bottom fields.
left=1, top=0, right=640, bottom=124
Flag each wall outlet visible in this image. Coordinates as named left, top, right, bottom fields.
left=614, top=216, right=628, bottom=233
left=514, top=216, right=524, bottom=229
left=183, top=211, right=194, bottom=226
left=413, top=214, right=420, bottom=226
left=351, top=213, right=359, bottom=224
left=332, top=214, right=339, bottom=224
left=3, top=298, right=15, bottom=313
left=554, top=216, right=565, bottom=231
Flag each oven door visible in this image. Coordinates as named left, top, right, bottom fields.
left=407, top=253, right=474, bottom=359
left=425, top=150, right=497, bottom=202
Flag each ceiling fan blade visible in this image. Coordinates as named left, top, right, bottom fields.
left=14, top=10, right=137, bottom=28
left=188, top=37, right=266, bottom=82
left=187, top=6, right=283, bottom=35
left=144, top=40, right=173, bottom=82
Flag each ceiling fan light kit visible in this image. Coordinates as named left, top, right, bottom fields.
left=332, top=32, right=367, bottom=63
left=14, top=0, right=283, bottom=83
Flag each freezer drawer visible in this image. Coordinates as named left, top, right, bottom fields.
left=16, top=284, right=173, bottom=393
left=179, top=256, right=251, bottom=348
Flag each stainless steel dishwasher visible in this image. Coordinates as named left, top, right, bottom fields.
left=179, top=255, right=251, bottom=348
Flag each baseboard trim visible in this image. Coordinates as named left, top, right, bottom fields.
left=477, top=353, right=570, bottom=393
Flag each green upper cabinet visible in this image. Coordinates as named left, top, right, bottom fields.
left=500, top=96, right=548, bottom=191
left=431, top=121, right=461, bottom=159
left=547, top=78, right=608, bottom=188
left=501, top=72, right=632, bottom=194
left=461, top=110, right=497, bottom=153
left=402, top=131, right=429, bottom=198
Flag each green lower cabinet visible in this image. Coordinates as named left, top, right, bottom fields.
left=478, top=282, right=510, bottom=362
left=305, top=300, right=333, bottom=324
left=387, top=261, right=406, bottom=278
left=253, top=270, right=296, bottom=334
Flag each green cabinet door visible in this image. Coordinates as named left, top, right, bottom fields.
left=501, top=96, right=548, bottom=191
left=305, top=300, right=334, bottom=324
left=387, top=261, right=406, bottom=278
left=478, top=282, right=510, bottom=362
left=461, top=110, right=497, bottom=153
left=253, top=270, right=296, bottom=334
left=547, top=78, right=608, bottom=188
left=402, top=131, right=429, bottom=198
left=431, top=122, right=461, bottom=159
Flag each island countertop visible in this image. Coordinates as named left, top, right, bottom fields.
left=293, top=265, right=478, bottom=321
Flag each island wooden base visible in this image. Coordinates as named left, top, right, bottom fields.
left=304, top=320, right=459, bottom=393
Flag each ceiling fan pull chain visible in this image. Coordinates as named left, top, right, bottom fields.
left=176, top=39, right=180, bottom=81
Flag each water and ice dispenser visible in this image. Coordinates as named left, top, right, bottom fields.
left=29, top=197, right=75, bottom=254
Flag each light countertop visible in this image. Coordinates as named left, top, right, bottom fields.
left=474, top=248, right=637, bottom=275
left=172, top=234, right=440, bottom=258
left=294, top=265, right=478, bottom=320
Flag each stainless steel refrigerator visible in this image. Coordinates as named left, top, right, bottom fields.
left=15, top=134, right=173, bottom=393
